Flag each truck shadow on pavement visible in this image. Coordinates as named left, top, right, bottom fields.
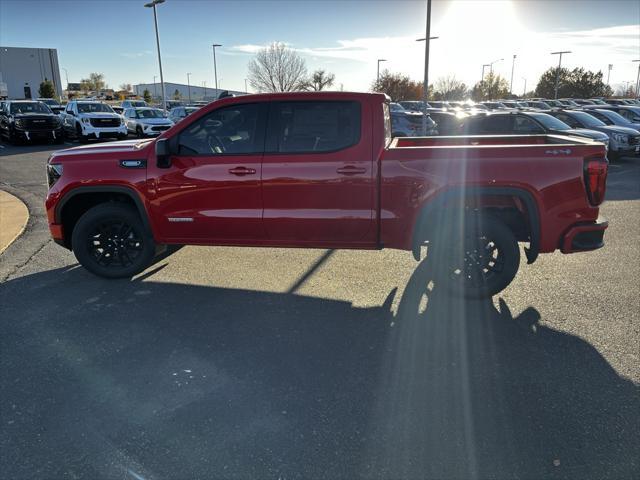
left=1, top=260, right=638, bottom=479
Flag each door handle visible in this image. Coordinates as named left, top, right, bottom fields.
left=336, top=165, right=366, bottom=175
left=228, top=166, right=256, bottom=176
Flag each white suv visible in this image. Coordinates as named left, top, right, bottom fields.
left=60, top=101, right=127, bottom=141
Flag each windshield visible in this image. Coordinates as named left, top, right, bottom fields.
left=77, top=103, right=114, bottom=113
left=185, top=107, right=199, bottom=114
left=137, top=109, right=166, bottom=118
left=570, top=111, right=606, bottom=127
left=528, top=112, right=571, bottom=130
left=10, top=102, right=52, bottom=114
left=131, top=101, right=147, bottom=107
left=597, top=110, right=630, bottom=124
left=390, top=103, right=405, bottom=112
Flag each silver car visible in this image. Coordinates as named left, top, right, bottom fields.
left=124, top=107, right=174, bottom=137
left=168, top=106, right=200, bottom=124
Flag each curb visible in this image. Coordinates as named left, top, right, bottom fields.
left=0, top=189, right=29, bottom=254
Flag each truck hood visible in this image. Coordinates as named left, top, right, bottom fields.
left=50, top=138, right=153, bottom=158
left=138, top=118, right=173, bottom=125
left=77, top=112, right=120, bottom=119
left=14, top=113, right=57, bottom=120
left=599, top=125, right=639, bottom=136
left=552, top=128, right=608, bottom=142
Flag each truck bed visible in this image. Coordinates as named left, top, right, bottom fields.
left=392, top=134, right=602, bottom=148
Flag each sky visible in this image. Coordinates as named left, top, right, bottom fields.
left=0, top=0, right=639, bottom=95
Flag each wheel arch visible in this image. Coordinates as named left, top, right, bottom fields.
left=55, top=185, right=153, bottom=249
left=412, top=186, right=540, bottom=264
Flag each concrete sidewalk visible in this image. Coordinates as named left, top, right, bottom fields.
left=0, top=190, right=29, bottom=254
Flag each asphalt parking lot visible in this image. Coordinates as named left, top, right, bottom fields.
left=1, top=139, right=639, bottom=479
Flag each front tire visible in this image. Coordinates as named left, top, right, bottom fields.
left=76, top=123, right=87, bottom=143
left=428, top=214, right=520, bottom=298
left=71, top=203, right=156, bottom=279
left=136, top=126, right=144, bottom=138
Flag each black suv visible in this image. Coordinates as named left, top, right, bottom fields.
left=0, top=100, right=63, bottom=144
left=459, top=110, right=610, bottom=145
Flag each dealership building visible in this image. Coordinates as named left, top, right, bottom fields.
left=134, top=82, right=246, bottom=103
left=0, top=46, right=63, bottom=99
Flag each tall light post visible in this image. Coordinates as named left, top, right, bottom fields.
left=376, top=59, right=387, bottom=83
left=144, top=0, right=166, bottom=111
left=633, top=60, right=640, bottom=97
left=212, top=43, right=222, bottom=92
left=522, top=77, right=527, bottom=97
left=186, top=72, right=192, bottom=104
left=488, top=58, right=503, bottom=75
left=607, top=64, right=613, bottom=84
left=419, top=0, right=434, bottom=135
left=245, top=78, right=248, bottom=93
left=510, top=54, right=517, bottom=95
left=551, top=50, right=571, bottom=99
left=202, top=80, right=207, bottom=100
left=153, top=75, right=157, bottom=100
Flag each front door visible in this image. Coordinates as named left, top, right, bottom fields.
left=147, top=102, right=267, bottom=243
left=261, top=100, right=375, bottom=245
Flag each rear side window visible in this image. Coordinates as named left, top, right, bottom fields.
left=269, top=101, right=360, bottom=153
left=513, top=116, right=544, bottom=133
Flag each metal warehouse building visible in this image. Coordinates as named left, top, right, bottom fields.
left=0, top=46, right=63, bottom=99
left=134, top=82, right=246, bottom=103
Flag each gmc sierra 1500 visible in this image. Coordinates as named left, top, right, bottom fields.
left=45, top=92, right=608, bottom=297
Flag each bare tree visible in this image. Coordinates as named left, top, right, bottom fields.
left=119, top=83, right=132, bottom=92
left=248, top=42, right=308, bottom=92
left=303, top=70, right=336, bottom=91
left=432, top=75, right=468, bottom=101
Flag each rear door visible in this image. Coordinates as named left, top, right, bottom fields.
left=147, top=102, right=268, bottom=242
left=261, top=100, right=375, bottom=244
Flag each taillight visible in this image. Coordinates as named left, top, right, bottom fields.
left=584, top=157, right=607, bottom=206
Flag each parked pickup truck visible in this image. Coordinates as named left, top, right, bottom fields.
left=45, top=92, right=609, bottom=297
left=60, top=100, right=127, bottom=142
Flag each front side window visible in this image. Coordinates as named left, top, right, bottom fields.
left=589, top=111, right=612, bottom=125
left=178, top=103, right=263, bottom=155
left=555, top=113, right=579, bottom=128
left=270, top=101, right=361, bottom=153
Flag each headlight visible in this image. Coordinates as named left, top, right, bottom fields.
left=120, top=117, right=125, bottom=126
left=47, top=163, right=63, bottom=188
left=14, top=118, right=24, bottom=128
left=81, top=117, right=91, bottom=124
left=611, top=133, right=628, bottom=143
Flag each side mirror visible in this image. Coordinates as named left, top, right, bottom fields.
left=156, top=138, right=172, bottom=168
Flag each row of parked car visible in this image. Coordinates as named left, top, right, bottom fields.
left=0, top=98, right=202, bottom=144
left=389, top=98, right=640, bottom=160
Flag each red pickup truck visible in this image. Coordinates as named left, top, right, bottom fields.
left=45, top=92, right=608, bottom=297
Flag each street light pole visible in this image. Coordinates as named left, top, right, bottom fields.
left=144, top=0, right=166, bottom=111
left=551, top=50, right=571, bottom=99
left=212, top=43, right=222, bottom=93
left=376, top=59, right=387, bottom=83
left=420, top=0, right=433, bottom=136
left=510, top=54, right=517, bottom=95
left=153, top=75, right=157, bottom=100
left=522, top=77, right=527, bottom=97
left=245, top=78, right=248, bottom=93
left=607, top=64, right=613, bottom=84
left=186, top=73, right=191, bottom=104
left=633, top=60, right=640, bottom=97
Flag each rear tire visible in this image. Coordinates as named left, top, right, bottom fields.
left=428, top=214, right=520, bottom=298
left=71, top=203, right=156, bottom=279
